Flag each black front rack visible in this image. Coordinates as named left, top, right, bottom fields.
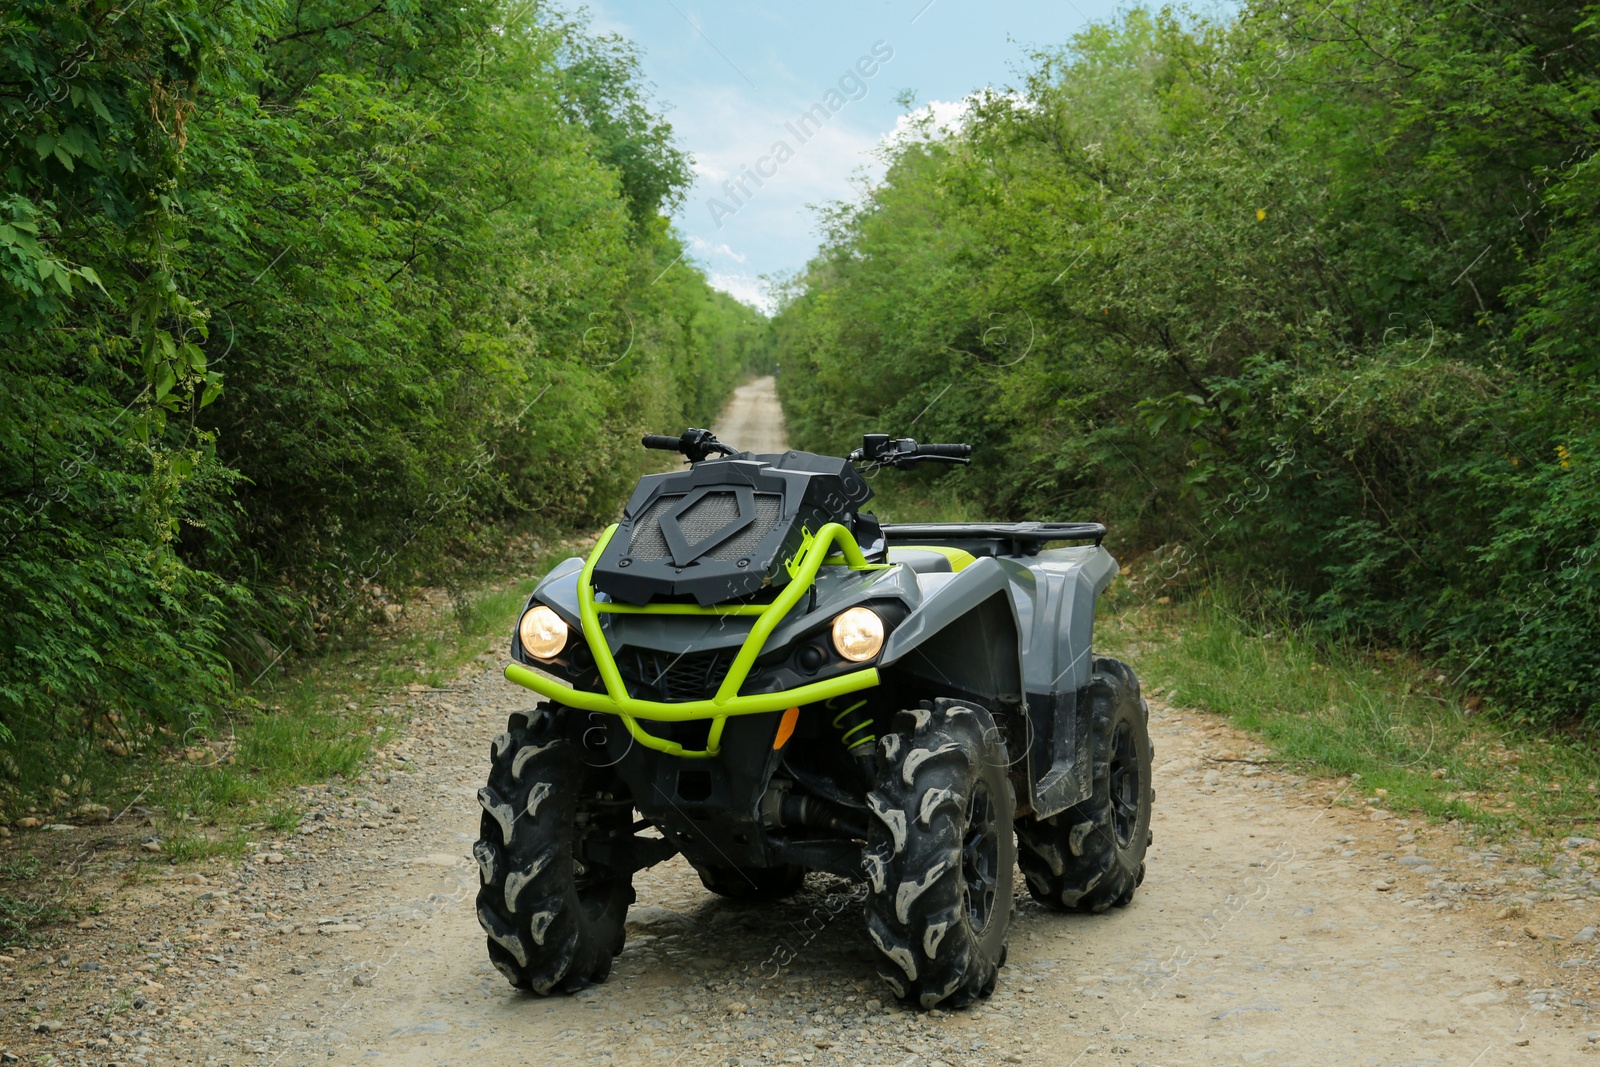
left=881, top=521, right=1107, bottom=557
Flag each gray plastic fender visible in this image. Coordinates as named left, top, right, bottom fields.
left=878, top=545, right=1118, bottom=817
left=1018, top=546, right=1119, bottom=695
left=1017, top=545, right=1119, bottom=816
left=529, top=557, right=585, bottom=626
left=878, top=556, right=1024, bottom=701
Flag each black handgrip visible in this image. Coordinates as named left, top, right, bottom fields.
left=642, top=434, right=682, bottom=451
left=916, top=443, right=972, bottom=458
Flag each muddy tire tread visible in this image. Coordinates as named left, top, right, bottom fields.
left=865, top=698, right=1016, bottom=1010
left=1015, top=657, right=1152, bottom=914
left=474, top=705, right=632, bottom=995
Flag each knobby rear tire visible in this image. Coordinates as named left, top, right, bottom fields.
left=1015, top=657, right=1153, bottom=913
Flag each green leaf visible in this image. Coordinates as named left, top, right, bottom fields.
left=86, top=91, right=113, bottom=123
left=76, top=265, right=106, bottom=293
left=154, top=361, right=177, bottom=402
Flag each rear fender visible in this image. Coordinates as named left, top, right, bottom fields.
left=1017, top=545, right=1119, bottom=817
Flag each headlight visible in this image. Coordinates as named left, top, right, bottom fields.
left=518, top=605, right=569, bottom=660
left=831, top=606, right=885, bottom=662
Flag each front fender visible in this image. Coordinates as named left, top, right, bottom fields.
left=879, top=556, right=1024, bottom=705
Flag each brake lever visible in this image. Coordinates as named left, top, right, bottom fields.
left=679, top=428, right=736, bottom=462
left=855, top=453, right=970, bottom=474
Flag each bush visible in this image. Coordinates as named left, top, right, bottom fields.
left=0, top=0, right=765, bottom=801
left=773, top=2, right=1600, bottom=727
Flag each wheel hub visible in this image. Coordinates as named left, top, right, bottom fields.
left=1109, top=719, right=1141, bottom=849
left=961, top=780, right=999, bottom=932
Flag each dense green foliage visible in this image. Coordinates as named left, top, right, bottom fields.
left=775, top=2, right=1600, bottom=726
left=0, top=0, right=763, bottom=786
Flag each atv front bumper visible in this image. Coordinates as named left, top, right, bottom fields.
left=505, top=520, right=886, bottom=759
left=503, top=661, right=878, bottom=758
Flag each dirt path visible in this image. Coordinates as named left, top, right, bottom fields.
left=712, top=376, right=788, bottom=455
left=7, top=380, right=1600, bottom=1066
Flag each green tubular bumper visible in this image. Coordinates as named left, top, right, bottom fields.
left=503, top=521, right=886, bottom=758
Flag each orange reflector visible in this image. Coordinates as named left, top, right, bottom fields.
left=773, top=706, right=801, bottom=750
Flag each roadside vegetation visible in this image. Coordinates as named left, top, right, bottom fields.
left=6, top=0, right=1598, bottom=940
left=865, top=467, right=1600, bottom=841
left=0, top=538, right=567, bottom=941
left=774, top=1, right=1600, bottom=737
left=0, top=1, right=767, bottom=818
left=1100, top=584, right=1600, bottom=841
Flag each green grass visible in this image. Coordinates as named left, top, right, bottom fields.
left=136, top=568, right=554, bottom=830
left=264, top=801, right=301, bottom=833
left=3, top=542, right=573, bottom=852
left=1101, top=589, right=1600, bottom=840
left=160, top=827, right=252, bottom=864
left=861, top=471, right=983, bottom=525
left=0, top=853, right=71, bottom=942
left=0, top=893, right=69, bottom=943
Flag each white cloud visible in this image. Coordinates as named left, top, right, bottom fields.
left=666, top=82, right=887, bottom=283
left=689, top=236, right=747, bottom=263
left=707, top=272, right=775, bottom=314
left=883, top=98, right=975, bottom=148
left=691, top=157, right=731, bottom=183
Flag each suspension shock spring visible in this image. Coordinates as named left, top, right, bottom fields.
left=828, top=697, right=876, bottom=752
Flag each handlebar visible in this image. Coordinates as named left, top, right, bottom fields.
left=643, top=428, right=969, bottom=470
left=640, top=428, right=738, bottom=463
left=849, top=434, right=974, bottom=472
left=915, top=443, right=972, bottom=458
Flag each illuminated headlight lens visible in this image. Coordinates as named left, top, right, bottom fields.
left=831, top=606, right=885, bottom=662
left=518, top=605, right=569, bottom=660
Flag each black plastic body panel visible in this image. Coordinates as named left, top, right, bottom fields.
left=882, top=521, right=1105, bottom=555
left=592, top=452, right=874, bottom=606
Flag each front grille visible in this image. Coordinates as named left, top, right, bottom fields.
left=677, top=491, right=743, bottom=542
left=628, top=491, right=783, bottom=563
left=620, top=647, right=735, bottom=703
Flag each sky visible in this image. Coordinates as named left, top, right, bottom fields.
left=579, top=1, right=1129, bottom=312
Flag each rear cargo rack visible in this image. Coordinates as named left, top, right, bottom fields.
left=881, top=521, right=1106, bottom=556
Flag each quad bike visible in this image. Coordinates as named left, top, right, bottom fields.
left=475, top=428, right=1152, bottom=1009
